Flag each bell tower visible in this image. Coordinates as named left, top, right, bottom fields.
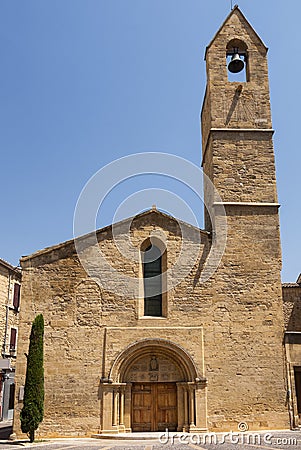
left=201, top=7, right=289, bottom=430
left=202, top=6, right=277, bottom=225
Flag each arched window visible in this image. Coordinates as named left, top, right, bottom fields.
left=142, top=244, right=162, bottom=317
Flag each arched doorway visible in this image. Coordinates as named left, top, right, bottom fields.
left=126, top=352, right=182, bottom=432
left=101, top=339, right=207, bottom=433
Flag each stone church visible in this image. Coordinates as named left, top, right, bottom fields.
left=12, top=7, right=299, bottom=437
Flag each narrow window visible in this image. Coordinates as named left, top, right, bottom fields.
left=142, top=245, right=162, bottom=317
left=8, top=383, right=15, bottom=410
left=13, top=284, right=20, bottom=310
left=9, top=328, right=17, bottom=352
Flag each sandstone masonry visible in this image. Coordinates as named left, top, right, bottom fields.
left=12, top=6, right=292, bottom=438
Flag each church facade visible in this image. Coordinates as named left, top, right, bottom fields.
left=12, top=7, right=294, bottom=437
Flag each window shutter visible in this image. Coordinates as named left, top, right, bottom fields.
left=10, top=328, right=17, bottom=351
left=13, top=284, right=20, bottom=310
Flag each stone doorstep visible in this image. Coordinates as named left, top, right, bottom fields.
left=92, top=429, right=298, bottom=441
left=2, top=430, right=297, bottom=445
left=92, top=432, right=182, bottom=440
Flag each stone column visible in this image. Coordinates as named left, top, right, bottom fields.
left=124, top=383, right=132, bottom=432
left=100, top=384, right=115, bottom=433
left=176, top=383, right=184, bottom=431
left=194, top=381, right=208, bottom=432
left=112, top=388, right=119, bottom=428
left=119, top=386, right=125, bottom=431
left=183, top=385, right=189, bottom=431
left=189, top=385, right=196, bottom=429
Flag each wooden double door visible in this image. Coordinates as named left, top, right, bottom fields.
left=132, top=382, right=177, bottom=432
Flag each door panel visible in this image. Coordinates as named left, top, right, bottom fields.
left=132, top=383, right=177, bottom=432
left=157, top=383, right=177, bottom=431
left=132, top=384, right=152, bottom=431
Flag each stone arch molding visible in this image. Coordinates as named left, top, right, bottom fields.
left=109, top=338, right=201, bottom=383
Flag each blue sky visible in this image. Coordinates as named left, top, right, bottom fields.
left=0, top=1, right=299, bottom=282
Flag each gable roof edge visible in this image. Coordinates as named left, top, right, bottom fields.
left=20, top=209, right=209, bottom=263
left=204, top=5, right=268, bottom=60
left=0, top=257, right=21, bottom=275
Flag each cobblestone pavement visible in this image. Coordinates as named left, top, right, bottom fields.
left=1, top=431, right=301, bottom=450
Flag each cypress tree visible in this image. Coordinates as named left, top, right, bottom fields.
left=20, top=314, right=44, bottom=442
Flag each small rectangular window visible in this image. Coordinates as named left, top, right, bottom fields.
left=8, top=383, right=15, bottom=410
left=13, top=284, right=20, bottom=310
left=9, top=328, right=17, bottom=351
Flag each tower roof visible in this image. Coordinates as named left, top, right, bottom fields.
left=204, top=5, right=268, bottom=60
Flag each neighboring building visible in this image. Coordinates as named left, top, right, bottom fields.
left=10, top=6, right=297, bottom=438
left=283, top=275, right=301, bottom=429
left=0, top=258, right=21, bottom=422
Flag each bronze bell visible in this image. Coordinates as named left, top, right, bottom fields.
left=228, top=53, right=245, bottom=73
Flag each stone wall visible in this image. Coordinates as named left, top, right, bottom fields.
left=283, top=285, right=301, bottom=331
left=13, top=212, right=210, bottom=437
left=13, top=207, right=289, bottom=437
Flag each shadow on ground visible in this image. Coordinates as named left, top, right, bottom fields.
left=0, top=425, right=12, bottom=440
